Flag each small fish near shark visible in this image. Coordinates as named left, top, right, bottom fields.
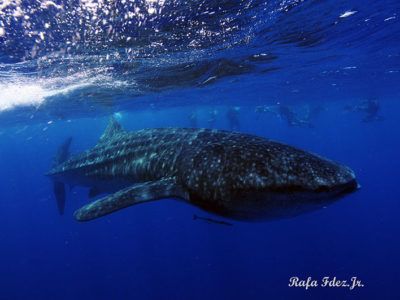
left=47, top=117, right=358, bottom=222
left=193, top=214, right=233, bottom=226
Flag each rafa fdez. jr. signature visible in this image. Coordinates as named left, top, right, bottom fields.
left=288, top=276, right=364, bottom=290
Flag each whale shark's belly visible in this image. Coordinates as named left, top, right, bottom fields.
left=189, top=178, right=358, bottom=220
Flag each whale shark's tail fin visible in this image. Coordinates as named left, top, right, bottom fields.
left=52, top=137, right=73, bottom=215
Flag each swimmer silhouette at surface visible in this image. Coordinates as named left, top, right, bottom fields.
left=278, top=105, right=313, bottom=128
left=254, top=105, right=277, bottom=120
left=189, top=111, right=198, bottom=128
left=207, top=109, right=218, bottom=128
left=344, top=98, right=384, bottom=122
left=226, top=106, right=241, bottom=131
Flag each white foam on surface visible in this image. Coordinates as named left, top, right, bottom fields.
left=0, top=82, right=47, bottom=111
left=0, top=74, right=108, bottom=112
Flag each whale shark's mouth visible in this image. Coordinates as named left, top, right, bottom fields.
left=193, top=179, right=359, bottom=221
left=325, top=178, right=359, bottom=194
left=265, top=178, right=359, bottom=195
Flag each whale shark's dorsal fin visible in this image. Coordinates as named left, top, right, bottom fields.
left=98, top=116, right=125, bottom=144
left=74, top=178, right=189, bottom=221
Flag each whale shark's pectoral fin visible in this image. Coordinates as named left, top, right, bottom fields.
left=74, top=178, right=189, bottom=221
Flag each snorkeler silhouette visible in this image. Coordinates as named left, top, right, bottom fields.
left=362, top=99, right=384, bottom=122
left=254, top=105, right=279, bottom=121
left=344, top=99, right=384, bottom=122
left=278, top=105, right=313, bottom=128
left=207, top=109, right=218, bottom=128
left=226, top=106, right=241, bottom=131
left=189, top=111, right=198, bottom=128
left=303, top=105, right=325, bottom=126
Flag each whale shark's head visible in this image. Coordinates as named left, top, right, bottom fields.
left=228, top=158, right=358, bottom=220
left=180, top=135, right=358, bottom=220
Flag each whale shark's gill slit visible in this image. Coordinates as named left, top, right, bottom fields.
left=74, top=178, right=189, bottom=221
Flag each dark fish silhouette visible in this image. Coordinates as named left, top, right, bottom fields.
left=193, top=214, right=233, bottom=226
left=47, top=117, right=358, bottom=222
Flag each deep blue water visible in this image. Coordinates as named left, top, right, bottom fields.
left=1, top=0, right=399, bottom=299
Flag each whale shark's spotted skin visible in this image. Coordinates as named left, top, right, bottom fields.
left=47, top=118, right=357, bottom=221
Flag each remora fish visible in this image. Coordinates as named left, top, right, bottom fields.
left=47, top=117, right=358, bottom=222
left=193, top=214, right=233, bottom=226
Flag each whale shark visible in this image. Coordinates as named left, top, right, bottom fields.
left=47, top=117, right=358, bottom=222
